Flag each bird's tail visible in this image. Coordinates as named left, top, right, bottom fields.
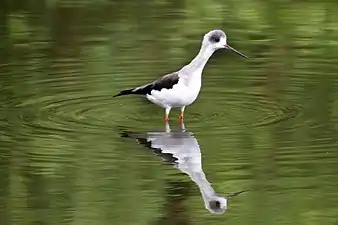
left=113, top=88, right=135, bottom=97
left=114, top=84, right=150, bottom=97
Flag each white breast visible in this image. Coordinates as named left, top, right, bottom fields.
left=147, top=72, right=202, bottom=108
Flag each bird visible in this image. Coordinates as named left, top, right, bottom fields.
left=120, top=122, right=248, bottom=214
left=114, top=29, right=248, bottom=122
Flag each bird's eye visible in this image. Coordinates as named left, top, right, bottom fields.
left=209, top=35, right=220, bottom=43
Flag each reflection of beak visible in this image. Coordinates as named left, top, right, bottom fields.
left=224, top=44, right=249, bottom=59
left=226, top=189, right=249, bottom=199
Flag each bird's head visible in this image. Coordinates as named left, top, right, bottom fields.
left=206, top=195, right=228, bottom=214
left=206, top=190, right=249, bottom=214
left=202, top=29, right=248, bottom=59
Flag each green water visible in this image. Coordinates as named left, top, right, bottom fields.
left=1, top=0, right=338, bottom=224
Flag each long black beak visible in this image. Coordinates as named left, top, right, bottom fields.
left=226, top=189, right=249, bottom=199
left=225, top=44, right=249, bottom=59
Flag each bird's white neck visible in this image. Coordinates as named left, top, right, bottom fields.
left=189, top=170, right=220, bottom=210
left=180, top=45, right=215, bottom=76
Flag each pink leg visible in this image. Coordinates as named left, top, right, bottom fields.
left=179, top=106, right=185, bottom=123
left=164, top=107, right=171, bottom=123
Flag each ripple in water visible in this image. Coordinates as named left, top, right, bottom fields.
left=15, top=87, right=302, bottom=134
left=184, top=90, right=302, bottom=128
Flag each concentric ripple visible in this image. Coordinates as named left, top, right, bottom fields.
left=14, top=88, right=302, bottom=135
left=17, top=94, right=143, bottom=134
left=178, top=89, right=302, bottom=130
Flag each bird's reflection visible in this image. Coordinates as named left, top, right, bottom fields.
left=120, top=122, right=246, bottom=214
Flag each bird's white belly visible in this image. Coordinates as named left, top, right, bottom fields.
left=147, top=82, right=201, bottom=108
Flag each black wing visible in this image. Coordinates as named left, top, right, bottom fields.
left=113, top=72, right=179, bottom=97
left=120, top=130, right=178, bottom=164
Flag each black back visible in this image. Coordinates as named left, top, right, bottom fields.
left=114, top=72, right=179, bottom=97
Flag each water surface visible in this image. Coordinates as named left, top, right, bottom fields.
left=1, top=1, right=338, bottom=225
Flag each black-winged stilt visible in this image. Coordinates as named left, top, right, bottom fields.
left=114, top=29, right=248, bottom=122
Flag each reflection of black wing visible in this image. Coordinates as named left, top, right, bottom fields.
left=120, top=130, right=178, bottom=165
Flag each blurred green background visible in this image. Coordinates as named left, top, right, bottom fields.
left=1, top=0, right=338, bottom=225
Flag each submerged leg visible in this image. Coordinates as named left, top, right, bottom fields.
left=165, top=122, right=171, bottom=132
left=165, top=107, right=171, bottom=122
left=179, top=106, right=185, bottom=122
left=179, top=121, right=186, bottom=131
